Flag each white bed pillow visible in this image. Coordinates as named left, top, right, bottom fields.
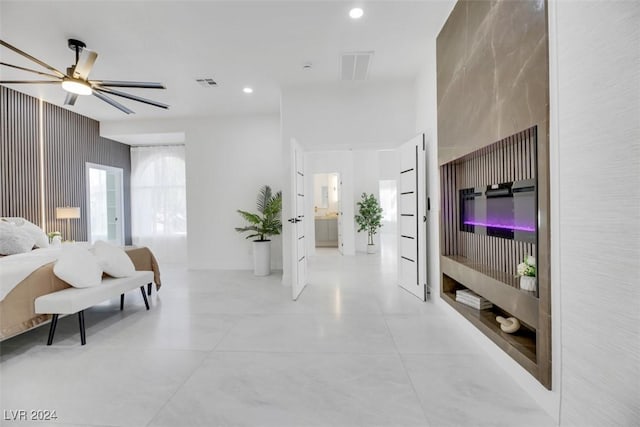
left=0, top=221, right=36, bottom=255
left=93, top=240, right=135, bottom=278
left=53, top=245, right=103, bottom=288
left=2, top=217, right=49, bottom=248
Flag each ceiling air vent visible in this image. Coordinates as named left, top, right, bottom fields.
left=195, top=78, right=217, bottom=87
left=341, top=51, right=373, bottom=81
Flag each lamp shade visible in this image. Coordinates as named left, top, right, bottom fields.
left=56, top=207, right=80, bottom=219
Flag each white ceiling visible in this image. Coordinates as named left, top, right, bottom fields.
left=0, top=0, right=454, bottom=122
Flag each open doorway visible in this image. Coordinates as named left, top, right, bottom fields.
left=313, top=172, right=341, bottom=255
left=86, top=163, right=124, bottom=245
left=379, top=179, right=398, bottom=263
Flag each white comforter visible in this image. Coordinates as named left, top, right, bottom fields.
left=0, top=247, right=62, bottom=302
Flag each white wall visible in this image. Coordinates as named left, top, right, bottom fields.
left=281, top=81, right=416, bottom=150
left=378, top=149, right=400, bottom=181
left=551, top=2, right=640, bottom=425
left=378, top=149, right=400, bottom=237
left=101, top=114, right=283, bottom=271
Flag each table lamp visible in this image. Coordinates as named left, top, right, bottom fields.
left=56, top=207, right=80, bottom=241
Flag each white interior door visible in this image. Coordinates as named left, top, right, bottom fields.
left=86, top=163, right=124, bottom=245
left=398, top=135, right=427, bottom=300
left=290, top=140, right=307, bottom=300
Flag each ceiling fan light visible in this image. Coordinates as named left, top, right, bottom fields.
left=349, top=7, right=364, bottom=19
left=61, top=78, right=92, bottom=96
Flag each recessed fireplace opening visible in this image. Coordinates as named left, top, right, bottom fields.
left=459, top=179, right=536, bottom=244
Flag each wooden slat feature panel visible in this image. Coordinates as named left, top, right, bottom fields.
left=43, top=103, right=131, bottom=242
left=0, top=86, right=41, bottom=224
left=0, top=86, right=132, bottom=244
left=441, top=127, right=537, bottom=280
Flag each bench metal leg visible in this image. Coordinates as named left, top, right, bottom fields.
left=147, top=283, right=152, bottom=296
left=120, top=293, right=125, bottom=310
left=78, top=311, right=86, bottom=345
left=47, top=314, right=59, bottom=345
left=140, top=286, right=150, bottom=310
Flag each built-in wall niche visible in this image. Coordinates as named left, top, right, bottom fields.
left=442, top=126, right=538, bottom=285
left=440, top=126, right=551, bottom=389
left=459, top=178, right=536, bottom=244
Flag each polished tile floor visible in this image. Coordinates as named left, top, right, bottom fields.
left=0, top=246, right=555, bottom=427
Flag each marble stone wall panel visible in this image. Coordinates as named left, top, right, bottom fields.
left=437, top=0, right=549, bottom=165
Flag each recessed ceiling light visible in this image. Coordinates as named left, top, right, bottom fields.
left=243, top=87, right=253, bottom=94
left=349, top=7, right=364, bottom=19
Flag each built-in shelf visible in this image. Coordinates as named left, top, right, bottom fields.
left=442, top=279, right=537, bottom=376
left=441, top=255, right=538, bottom=328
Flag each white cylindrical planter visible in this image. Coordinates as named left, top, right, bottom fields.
left=520, top=275, right=537, bottom=292
left=366, top=244, right=377, bottom=254
left=253, top=240, right=271, bottom=276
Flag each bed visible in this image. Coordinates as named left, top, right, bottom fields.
left=0, top=245, right=161, bottom=341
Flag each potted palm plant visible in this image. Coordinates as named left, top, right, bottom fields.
left=354, top=192, right=383, bottom=254
left=235, top=185, right=282, bottom=276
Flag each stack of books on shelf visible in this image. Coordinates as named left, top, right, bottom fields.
left=455, top=289, right=493, bottom=310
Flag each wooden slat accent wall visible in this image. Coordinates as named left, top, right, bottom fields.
left=0, top=86, right=41, bottom=224
left=441, top=127, right=537, bottom=280
left=0, top=86, right=131, bottom=243
left=43, top=103, right=131, bottom=242
left=440, top=159, right=458, bottom=257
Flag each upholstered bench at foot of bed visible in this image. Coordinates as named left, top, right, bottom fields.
left=34, top=271, right=154, bottom=345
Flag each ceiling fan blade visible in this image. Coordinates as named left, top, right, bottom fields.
left=64, top=93, right=78, bottom=106
left=0, top=80, right=60, bottom=84
left=0, top=39, right=66, bottom=78
left=90, top=80, right=165, bottom=89
left=72, top=48, right=98, bottom=80
left=94, top=87, right=169, bottom=109
left=0, top=62, right=62, bottom=80
left=93, top=90, right=134, bottom=114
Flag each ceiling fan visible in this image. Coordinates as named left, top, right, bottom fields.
left=0, top=38, right=168, bottom=114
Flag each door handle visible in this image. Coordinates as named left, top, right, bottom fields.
left=288, top=218, right=302, bottom=223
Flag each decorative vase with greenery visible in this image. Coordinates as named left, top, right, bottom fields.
left=47, top=231, right=61, bottom=246
left=235, top=185, right=282, bottom=276
left=517, top=255, right=537, bottom=291
left=354, top=192, right=383, bottom=254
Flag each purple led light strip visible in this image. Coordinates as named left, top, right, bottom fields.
left=463, top=221, right=535, bottom=232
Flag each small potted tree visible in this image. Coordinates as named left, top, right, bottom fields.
left=235, top=185, right=282, bottom=276
left=355, top=192, right=383, bottom=254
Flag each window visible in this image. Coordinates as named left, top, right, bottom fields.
left=131, top=145, right=187, bottom=263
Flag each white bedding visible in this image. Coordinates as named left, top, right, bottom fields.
left=0, top=247, right=62, bottom=302
left=0, top=242, right=104, bottom=302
